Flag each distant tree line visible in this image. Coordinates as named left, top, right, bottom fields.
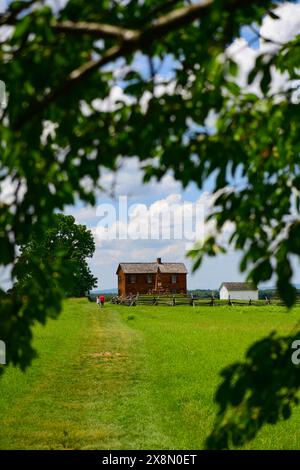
left=189, top=289, right=300, bottom=300
left=188, top=289, right=218, bottom=299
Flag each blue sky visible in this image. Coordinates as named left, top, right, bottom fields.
left=1, top=1, right=300, bottom=291
left=67, top=2, right=300, bottom=291
left=68, top=162, right=245, bottom=291
left=69, top=156, right=300, bottom=291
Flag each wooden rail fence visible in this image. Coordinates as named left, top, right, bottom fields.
left=110, top=294, right=298, bottom=307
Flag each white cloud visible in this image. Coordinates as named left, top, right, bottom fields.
left=0, top=264, right=13, bottom=291
left=260, top=3, right=300, bottom=52
left=71, top=189, right=235, bottom=286
left=0, top=176, right=27, bottom=205
left=227, top=2, right=300, bottom=96
left=67, top=182, right=243, bottom=291
left=92, top=85, right=136, bottom=113
left=91, top=192, right=205, bottom=246
left=140, top=80, right=177, bottom=113
left=0, top=25, right=13, bottom=42
left=98, top=157, right=184, bottom=200
left=41, top=120, right=59, bottom=146
left=226, top=37, right=259, bottom=91
left=80, top=85, right=135, bottom=116
left=45, top=0, right=68, bottom=11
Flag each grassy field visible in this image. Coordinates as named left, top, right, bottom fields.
left=1, top=299, right=300, bottom=449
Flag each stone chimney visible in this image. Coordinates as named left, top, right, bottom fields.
left=157, top=257, right=162, bottom=264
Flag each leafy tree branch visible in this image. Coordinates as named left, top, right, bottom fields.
left=1, top=0, right=300, bottom=448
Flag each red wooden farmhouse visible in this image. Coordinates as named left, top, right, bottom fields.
left=116, top=258, right=188, bottom=297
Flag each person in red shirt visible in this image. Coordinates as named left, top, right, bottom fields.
left=99, top=295, right=105, bottom=308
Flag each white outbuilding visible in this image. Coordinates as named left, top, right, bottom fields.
left=219, top=282, right=258, bottom=301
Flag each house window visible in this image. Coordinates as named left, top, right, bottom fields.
left=171, top=275, right=177, bottom=284
left=130, top=275, right=136, bottom=284
left=147, top=274, right=152, bottom=284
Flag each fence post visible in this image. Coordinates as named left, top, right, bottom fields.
left=249, top=298, right=252, bottom=306
left=228, top=295, right=232, bottom=306
left=211, top=295, right=215, bottom=306
left=172, top=295, right=176, bottom=306
left=133, top=293, right=137, bottom=306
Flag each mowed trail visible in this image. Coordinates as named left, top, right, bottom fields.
left=0, top=299, right=163, bottom=449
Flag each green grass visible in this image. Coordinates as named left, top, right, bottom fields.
left=1, top=299, right=300, bottom=449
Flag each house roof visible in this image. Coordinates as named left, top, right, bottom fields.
left=116, top=262, right=188, bottom=274
left=158, top=263, right=188, bottom=273
left=220, top=282, right=257, bottom=291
